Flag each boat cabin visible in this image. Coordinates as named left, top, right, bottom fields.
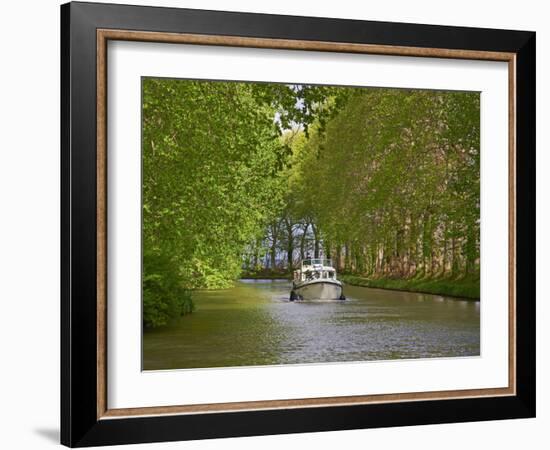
left=293, top=258, right=337, bottom=283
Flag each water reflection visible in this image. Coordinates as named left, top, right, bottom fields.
left=143, top=279, right=480, bottom=370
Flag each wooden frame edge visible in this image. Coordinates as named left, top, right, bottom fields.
left=97, top=29, right=108, bottom=419
left=508, top=55, right=517, bottom=395
left=100, top=387, right=515, bottom=419
left=96, top=28, right=517, bottom=420
left=98, top=29, right=516, bottom=61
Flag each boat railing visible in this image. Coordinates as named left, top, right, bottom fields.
left=301, top=258, right=333, bottom=268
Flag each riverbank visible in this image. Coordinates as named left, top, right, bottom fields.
left=240, top=270, right=479, bottom=300
left=339, top=274, right=480, bottom=300
left=240, top=269, right=292, bottom=280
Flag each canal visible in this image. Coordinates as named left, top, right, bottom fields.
left=143, top=279, right=480, bottom=370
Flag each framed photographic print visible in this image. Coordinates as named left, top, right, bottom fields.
left=60, top=1, right=536, bottom=447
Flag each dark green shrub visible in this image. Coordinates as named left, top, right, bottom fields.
left=143, top=252, right=194, bottom=328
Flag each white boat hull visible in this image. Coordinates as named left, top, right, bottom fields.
left=293, top=280, right=343, bottom=300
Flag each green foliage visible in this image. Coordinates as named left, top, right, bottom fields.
left=292, top=88, right=480, bottom=280
left=142, top=78, right=299, bottom=326
left=249, top=83, right=346, bottom=137
left=142, top=77, right=481, bottom=318
left=143, top=252, right=194, bottom=328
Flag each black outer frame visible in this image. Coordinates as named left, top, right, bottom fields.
left=61, top=1, right=536, bottom=447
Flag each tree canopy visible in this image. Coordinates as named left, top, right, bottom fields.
left=142, top=78, right=480, bottom=327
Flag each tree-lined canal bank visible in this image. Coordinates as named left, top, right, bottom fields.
left=239, top=272, right=480, bottom=299
left=143, top=280, right=480, bottom=370
left=339, top=274, right=480, bottom=300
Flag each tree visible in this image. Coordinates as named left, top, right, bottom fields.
left=142, top=78, right=290, bottom=324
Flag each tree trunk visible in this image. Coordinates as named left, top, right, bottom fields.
left=269, top=221, right=278, bottom=269
left=252, top=246, right=258, bottom=271
left=325, top=240, right=332, bottom=260
left=344, top=243, right=351, bottom=272
left=442, top=233, right=448, bottom=276
left=285, top=219, right=294, bottom=271
left=300, top=222, right=310, bottom=261
left=312, top=224, right=321, bottom=258
left=451, top=234, right=456, bottom=276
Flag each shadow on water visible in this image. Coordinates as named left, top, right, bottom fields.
left=143, top=279, right=480, bottom=370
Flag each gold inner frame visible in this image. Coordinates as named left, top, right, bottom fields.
left=96, top=29, right=517, bottom=420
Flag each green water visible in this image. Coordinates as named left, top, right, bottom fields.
left=143, top=279, right=480, bottom=370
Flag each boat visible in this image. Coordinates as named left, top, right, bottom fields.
left=290, top=258, right=345, bottom=301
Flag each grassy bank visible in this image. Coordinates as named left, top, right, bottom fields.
left=240, top=269, right=292, bottom=280
left=340, top=274, right=480, bottom=300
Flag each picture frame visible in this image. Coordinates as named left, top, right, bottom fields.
left=60, top=1, right=535, bottom=447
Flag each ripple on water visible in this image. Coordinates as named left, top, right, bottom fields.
left=143, top=279, right=480, bottom=370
